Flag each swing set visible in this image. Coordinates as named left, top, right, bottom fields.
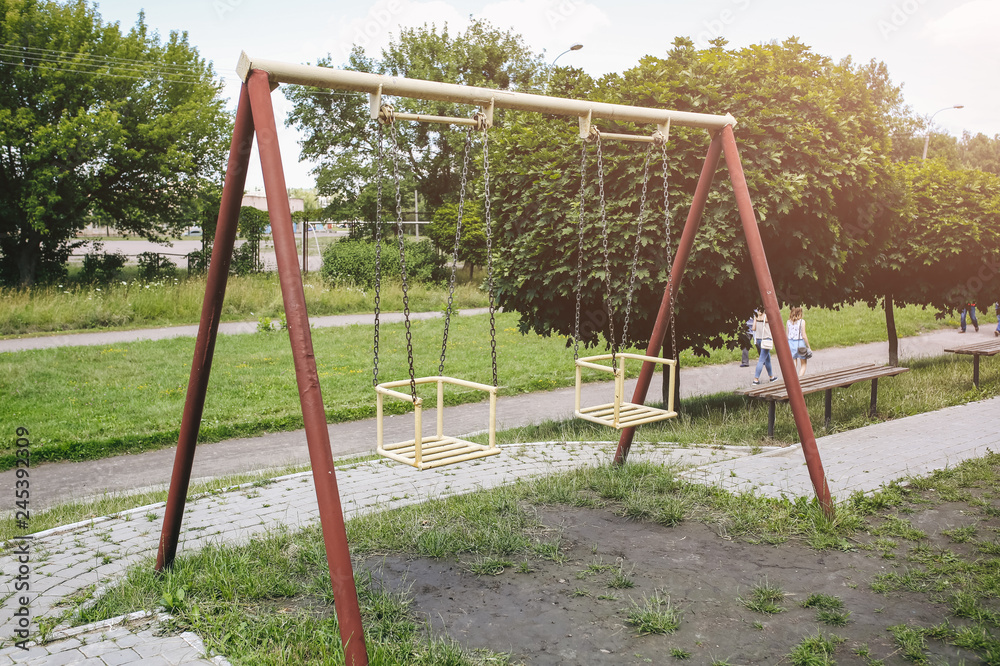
left=155, top=53, right=833, bottom=665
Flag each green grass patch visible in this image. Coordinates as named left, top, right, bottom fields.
left=0, top=272, right=489, bottom=337
left=739, top=579, right=787, bottom=615
left=624, top=591, right=682, bottom=634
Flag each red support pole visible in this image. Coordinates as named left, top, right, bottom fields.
left=614, top=131, right=725, bottom=465
left=719, top=125, right=833, bottom=515
left=157, top=83, right=255, bottom=571
left=246, top=70, right=369, bottom=665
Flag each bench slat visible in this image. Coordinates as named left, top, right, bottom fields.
left=944, top=340, right=1000, bottom=355
left=735, top=363, right=909, bottom=401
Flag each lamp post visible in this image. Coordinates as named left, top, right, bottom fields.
left=922, top=104, right=964, bottom=159
left=551, top=43, right=583, bottom=68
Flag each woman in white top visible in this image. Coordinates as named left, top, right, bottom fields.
left=751, top=310, right=775, bottom=384
left=787, top=306, right=810, bottom=377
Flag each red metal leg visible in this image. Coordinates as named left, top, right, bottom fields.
left=720, top=125, right=832, bottom=515
left=246, top=69, right=369, bottom=665
left=157, top=83, right=254, bottom=571
left=614, top=131, right=724, bottom=465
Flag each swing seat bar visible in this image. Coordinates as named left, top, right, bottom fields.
left=574, top=353, right=678, bottom=429
left=376, top=376, right=499, bottom=470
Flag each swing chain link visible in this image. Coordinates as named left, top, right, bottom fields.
left=484, top=127, right=499, bottom=387
left=439, top=128, right=473, bottom=376
left=388, top=120, right=417, bottom=401
left=595, top=133, right=618, bottom=371
left=573, top=140, right=588, bottom=361
left=661, top=142, right=678, bottom=362
left=373, top=126, right=384, bottom=387
left=621, top=144, right=654, bottom=351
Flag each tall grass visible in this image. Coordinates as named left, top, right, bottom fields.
left=0, top=274, right=488, bottom=337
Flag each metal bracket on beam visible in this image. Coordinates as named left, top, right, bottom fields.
left=580, top=112, right=673, bottom=144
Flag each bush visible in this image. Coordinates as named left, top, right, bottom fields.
left=79, top=244, right=127, bottom=283
left=321, top=238, right=446, bottom=287
left=136, top=252, right=176, bottom=281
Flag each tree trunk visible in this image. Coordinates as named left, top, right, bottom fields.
left=468, top=262, right=474, bottom=280
left=885, top=293, right=899, bottom=367
left=16, top=238, right=41, bottom=287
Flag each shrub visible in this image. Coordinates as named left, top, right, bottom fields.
left=136, top=252, right=176, bottom=282
left=79, top=244, right=127, bottom=283
left=321, top=238, right=446, bottom=287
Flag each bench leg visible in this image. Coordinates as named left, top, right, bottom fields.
left=824, top=389, right=832, bottom=430
left=768, top=401, right=775, bottom=439
left=974, top=355, right=980, bottom=388
left=869, top=378, right=879, bottom=418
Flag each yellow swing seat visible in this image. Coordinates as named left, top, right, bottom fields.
left=574, top=353, right=678, bottom=429
left=376, top=376, right=500, bottom=470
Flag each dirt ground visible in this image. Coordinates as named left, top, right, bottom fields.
left=364, top=497, right=995, bottom=665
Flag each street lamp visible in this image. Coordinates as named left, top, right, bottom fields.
left=551, top=43, right=583, bottom=68
left=922, top=104, right=964, bottom=159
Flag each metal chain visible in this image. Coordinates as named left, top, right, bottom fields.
left=439, top=128, right=474, bottom=376
left=660, top=141, right=678, bottom=362
left=483, top=127, right=498, bottom=387
left=573, top=140, right=588, bottom=361
left=621, top=144, right=654, bottom=351
left=594, top=132, right=618, bottom=370
left=372, top=125, right=384, bottom=387
left=388, top=119, right=417, bottom=401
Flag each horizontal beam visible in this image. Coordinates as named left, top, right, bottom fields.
left=237, top=52, right=737, bottom=131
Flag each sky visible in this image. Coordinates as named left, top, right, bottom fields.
left=91, top=0, right=1000, bottom=190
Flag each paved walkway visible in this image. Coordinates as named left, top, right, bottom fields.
left=2, top=316, right=997, bottom=662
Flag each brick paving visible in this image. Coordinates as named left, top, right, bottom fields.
left=1, top=442, right=755, bottom=663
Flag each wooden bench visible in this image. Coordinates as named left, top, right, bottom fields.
left=735, top=363, right=910, bottom=438
left=943, top=339, right=1000, bottom=387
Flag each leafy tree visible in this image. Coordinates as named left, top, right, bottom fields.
left=427, top=202, right=485, bottom=279
left=0, top=0, right=231, bottom=285
left=856, top=159, right=1000, bottom=363
left=285, top=20, right=545, bottom=230
left=493, top=38, right=901, bottom=372
left=232, top=206, right=268, bottom=275
left=958, top=132, right=1000, bottom=176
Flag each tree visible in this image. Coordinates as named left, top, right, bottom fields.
left=285, top=20, right=545, bottom=230
left=958, top=132, right=1000, bottom=176
left=493, top=38, right=901, bottom=369
left=427, top=202, right=486, bottom=279
left=856, top=159, right=1000, bottom=363
left=0, top=0, right=231, bottom=286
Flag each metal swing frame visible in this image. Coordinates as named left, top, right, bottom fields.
left=155, top=53, right=836, bottom=666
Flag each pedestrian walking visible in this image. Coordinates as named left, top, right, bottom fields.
left=752, top=310, right=776, bottom=384
left=994, top=302, right=1000, bottom=337
left=960, top=301, right=979, bottom=333
left=787, top=306, right=811, bottom=377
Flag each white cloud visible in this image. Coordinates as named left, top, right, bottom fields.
left=923, top=0, right=1000, bottom=51
left=326, top=0, right=467, bottom=64
left=478, top=0, right=611, bottom=56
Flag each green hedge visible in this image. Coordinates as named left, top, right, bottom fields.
left=321, top=237, right=446, bottom=287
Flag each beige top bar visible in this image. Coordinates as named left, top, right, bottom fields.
left=237, top=52, right=737, bottom=131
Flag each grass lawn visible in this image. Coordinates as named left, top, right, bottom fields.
left=0, top=302, right=955, bottom=469
left=0, top=273, right=488, bottom=337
